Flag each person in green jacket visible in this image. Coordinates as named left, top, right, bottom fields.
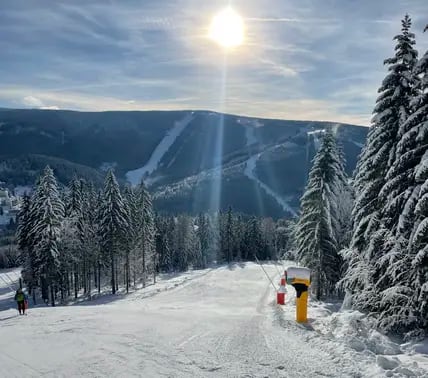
left=14, top=288, right=27, bottom=315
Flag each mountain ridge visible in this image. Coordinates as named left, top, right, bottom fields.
left=0, top=108, right=368, bottom=218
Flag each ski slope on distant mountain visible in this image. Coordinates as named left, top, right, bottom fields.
left=244, top=125, right=257, bottom=147
left=244, top=152, right=297, bottom=217
left=126, top=113, right=195, bottom=186
left=0, top=263, right=427, bottom=377
left=307, top=129, right=325, bottom=151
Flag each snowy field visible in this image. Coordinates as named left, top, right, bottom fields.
left=0, top=264, right=427, bottom=378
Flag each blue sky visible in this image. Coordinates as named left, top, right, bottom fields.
left=0, top=0, right=427, bottom=125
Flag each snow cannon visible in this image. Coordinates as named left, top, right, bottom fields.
left=286, top=267, right=311, bottom=323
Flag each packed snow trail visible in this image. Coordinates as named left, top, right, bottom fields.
left=0, top=263, right=409, bottom=378
left=126, top=113, right=195, bottom=185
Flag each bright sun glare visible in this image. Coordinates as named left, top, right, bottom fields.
left=209, top=7, right=244, bottom=48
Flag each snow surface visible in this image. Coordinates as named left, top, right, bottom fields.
left=244, top=125, right=257, bottom=147
left=244, top=154, right=297, bottom=217
left=307, top=129, right=325, bottom=151
left=0, top=269, right=20, bottom=310
left=0, top=264, right=427, bottom=377
left=126, top=113, right=195, bottom=186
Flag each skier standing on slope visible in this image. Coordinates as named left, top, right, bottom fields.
left=14, top=288, right=28, bottom=315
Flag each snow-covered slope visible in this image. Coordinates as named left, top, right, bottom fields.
left=126, top=113, right=195, bottom=185
left=1, top=263, right=425, bottom=377
left=244, top=154, right=297, bottom=217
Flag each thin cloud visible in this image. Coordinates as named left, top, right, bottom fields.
left=0, top=0, right=427, bottom=126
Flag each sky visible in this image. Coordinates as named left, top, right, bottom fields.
left=0, top=0, right=427, bottom=126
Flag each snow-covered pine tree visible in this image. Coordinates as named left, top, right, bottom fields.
left=296, top=129, right=346, bottom=299
left=233, top=214, right=244, bottom=262
left=31, top=166, right=64, bottom=306
left=155, top=215, right=173, bottom=272
left=242, top=216, right=263, bottom=261
left=173, top=215, right=192, bottom=271
left=188, top=219, right=201, bottom=269
left=396, top=37, right=428, bottom=333
left=16, top=194, right=38, bottom=302
left=99, top=170, right=128, bottom=294
left=221, top=207, right=234, bottom=263
left=196, top=213, right=210, bottom=268
left=410, top=166, right=428, bottom=332
left=65, top=176, right=83, bottom=298
left=137, top=181, right=156, bottom=285
left=123, top=185, right=138, bottom=292
left=351, top=15, right=417, bottom=250
left=343, top=16, right=418, bottom=307
left=260, top=218, right=277, bottom=260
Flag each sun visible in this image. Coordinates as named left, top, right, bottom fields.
left=209, top=7, right=244, bottom=48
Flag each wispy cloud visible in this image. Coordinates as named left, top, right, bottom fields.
left=0, top=0, right=426, bottom=126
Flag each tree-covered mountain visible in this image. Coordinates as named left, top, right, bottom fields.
left=0, top=108, right=368, bottom=217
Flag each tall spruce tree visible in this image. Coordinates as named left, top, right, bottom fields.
left=137, top=181, right=156, bottom=285
left=196, top=213, right=210, bottom=268
left=343, top=16, right=418, bottom=308
left=352, top=15, right=418, bottom=252
left=99, top=170, right=128, bottom=294
left=31, top=166, right=64, bottom=306
left=16, top=194, right=38, bottom=303
left=296, top=130, right=347, bottom=299
left=388, top=32, right=428, bottom=333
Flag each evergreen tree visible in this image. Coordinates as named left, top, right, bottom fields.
left=156, top=216, right=173, bottom=272
left=99, top=170, right=128, bottom=294
left=137, top=181, right=156, bottom=285
left=379, top=33, right=428, bottom=333
left=196, top=213, right=210, bottom=268
left=123, top=185, right=138, bottom=291
left=296, top=130, right=346, bottom=299
left=66, top=176, right=83, bottom=298
left=351, top=15, right=418, bottom=252
left=222, top=207, right=234, bottom=263
left=344, top=16, right=418, bottom=306
left=16, top=194, right=38, bottom=302
left=242, top=216, right=263, bottom=261
left=31, top=166, right=64, bottom=306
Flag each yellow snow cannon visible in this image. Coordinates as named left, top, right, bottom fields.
left=285, top=267, right=311, bottom=323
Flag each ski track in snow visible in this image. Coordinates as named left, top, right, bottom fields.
left=244, top=125, right=257, bottom=147
left=126, top=113, right=195, bottom=186
left=0, top=263, right=427, bottom=378
left=0, top=269, right=21, bottom=312
left=307, top=129, right=325, bottom=152
left=244, top=151, right=298, bottom=217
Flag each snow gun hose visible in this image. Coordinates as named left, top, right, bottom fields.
left=255, top=256, right=278, bottom=291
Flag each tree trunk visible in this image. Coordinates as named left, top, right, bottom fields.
left=111, top=250, right=116, bottom=294
left=41, top=275, right=49, bottom=304
left=97, top=260, right=101, bottom=294
left=316, top=267, right=322, bottom=300
left=94, top=263, right=98, bottom=288
left=83, top=249, right=87, bottom=294
left=74, top=264, right=78, bottom=299
left=126, top=252, right=130, bottom=293
left=142, top=242, right=146, bottom=288
left=88, top=267, right=92, bottom=300
left=115, top=258, right=119, bottom=292
left=50, top=284, right=55, bottom=307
